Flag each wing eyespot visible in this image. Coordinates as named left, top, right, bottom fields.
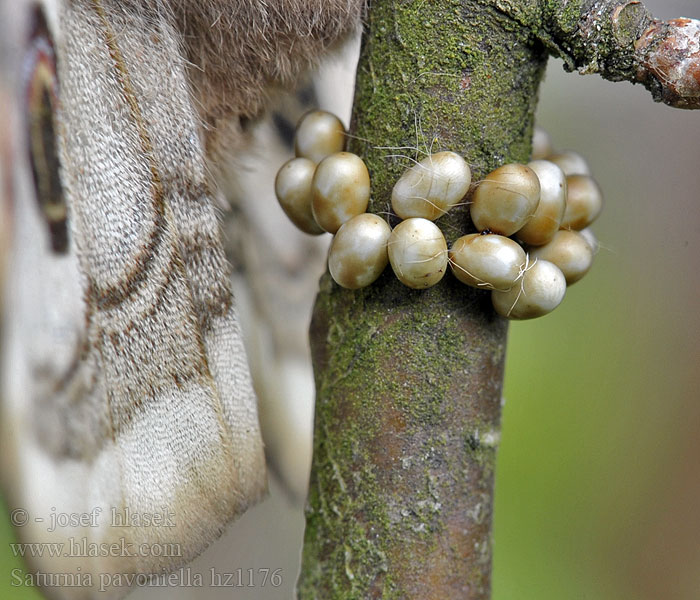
left=24, top=7, right=68, bottom=254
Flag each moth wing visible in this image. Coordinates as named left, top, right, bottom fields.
left=1, top=3, right=265, bottom=598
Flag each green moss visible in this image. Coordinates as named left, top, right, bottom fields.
left=537, top=0, right=652, bottom=79
left=542, top=0, right=582, bottom=35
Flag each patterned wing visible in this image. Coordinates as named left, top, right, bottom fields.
left=1, top=2, right=265, bottom=597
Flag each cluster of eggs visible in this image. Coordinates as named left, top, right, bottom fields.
left=275, top=111, right=602, bottom=320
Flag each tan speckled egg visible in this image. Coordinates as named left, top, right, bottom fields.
left=449, top=233, right=526, bottom=291
left=391, top=151, right=471, bottom=220
left=531, top=126, right=553, bottom=160
left=492, top=259, right=566, bottom=320
left=528, top=230, right=593, bottom=285
left=294, top=110, right=346, bottom=163
left=561, top=174, right=603, bottom=230
left=470, top=163, right=540, bottom=236
left=274, top=157, right=325, bottom=235
left=388, top=218, right=448, bottom=289
left=546, top=150, right=591, bottom=176
left=516, top=160, right=567, bottom=246
left=328, top=214, right=391, bottom=289
left=311, top=152, right=370, bottom=234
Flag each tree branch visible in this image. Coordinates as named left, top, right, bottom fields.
left=298, top=0, right=546, bottom=597
left=539, top=0, right=700, bottom=109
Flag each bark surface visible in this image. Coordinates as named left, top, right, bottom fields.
left=299, top=1, right=544, bottom=597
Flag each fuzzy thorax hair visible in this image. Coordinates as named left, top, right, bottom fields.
left=148, top=1, right=364, bottom=143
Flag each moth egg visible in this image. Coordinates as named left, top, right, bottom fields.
left=391, top=151, right=471, bottom=220
left=388, top=218, right=448, bottom=289
left=546, top=150, right=591, bottom=176
left=449, top=233, right=527, bottom=291
left=531, top=126, right=553, bottom=160
left=579, top=227, right=599, bottom=253
left=560, top=174, right=603, bottom=230
left=492, top=259, right=566, bottom=320
left=328, top=213, right=391, bottom=289
left=311, top=152, right=370, bottom=234
left=294, top=110, right=346, bottom=163
left=516, top=160, right=567, bottom=246
left=470, top=163, right=541, bottom=236
left=274, top=157, right=325, bottom=235
left=528, top=230, right=594, bottom=285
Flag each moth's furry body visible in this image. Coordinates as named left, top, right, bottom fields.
left=0, top=1, right=362, bottom=598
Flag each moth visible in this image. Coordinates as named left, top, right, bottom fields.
left=0, top=1, right=362, bottom=598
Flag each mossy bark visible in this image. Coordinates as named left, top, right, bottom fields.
left=298, top=1, right=546, bottom=598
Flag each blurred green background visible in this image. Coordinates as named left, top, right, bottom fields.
left=495, top=1, right=700, bottom=597
left=494, top=0, right=700, bottom=596
left=1, top=0, right=698, bottom=598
